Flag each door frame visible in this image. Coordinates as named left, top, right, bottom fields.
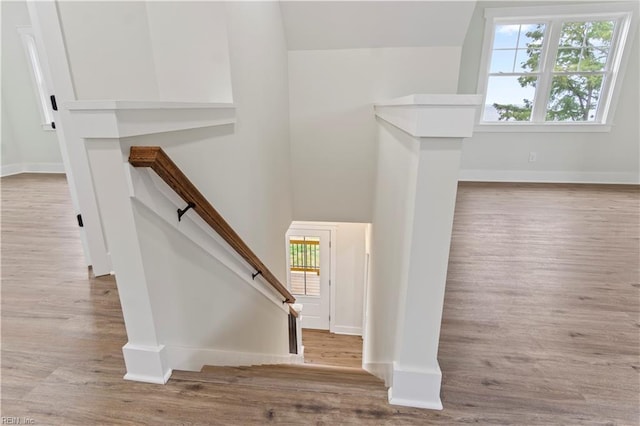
left=27, top=0, right=111, bottom=275
left=286, top=222, right=337, bottom=333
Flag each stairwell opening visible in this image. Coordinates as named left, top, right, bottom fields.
left=285, top=221, right=371, bottom=370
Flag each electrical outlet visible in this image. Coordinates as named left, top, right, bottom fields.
left=528, top=152, right=537, bottom=162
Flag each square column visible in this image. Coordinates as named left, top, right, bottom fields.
left=374, top=94, right=481, bottom=409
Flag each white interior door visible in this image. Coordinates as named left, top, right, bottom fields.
left=286, top=230, right=331, bottom=330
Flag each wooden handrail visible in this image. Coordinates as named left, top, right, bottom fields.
left=129, top=146, right=295, bottom=304
left=289, top=305, right=299, bottom=318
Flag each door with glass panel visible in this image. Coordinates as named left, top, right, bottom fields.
left=286, top=230, right=331, bottom=330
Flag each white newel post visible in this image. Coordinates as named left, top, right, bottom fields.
left=374, top=95, right=482, bottom=410
left=65, top=101, right=236, bottom=384
left=292, top=303, right=304, bottom=361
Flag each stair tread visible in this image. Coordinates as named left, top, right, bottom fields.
left=171, top=363, right=386, bottom=396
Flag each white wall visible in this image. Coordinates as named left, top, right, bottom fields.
left=1, top=95, right=21, bottom=168
left=57, top=1, right=159, bottom=100
left=333, top=223, right=367, bottom=335
left=364, top=120, right=420, bottom=379
left=1, top=0, right=62, bottom=175
left=145, top=2, right=233, bottom=102
left=288, top=47, right=463, bottom=222
left=57, top=1, right=234, bottom=103
left=458, top=1, right=640, bottom=184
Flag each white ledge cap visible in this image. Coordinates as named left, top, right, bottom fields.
left=64, top=100, right=234, bottom=111
left=64, top=100, right=236, bottom=139
left=374, top=94, right=482, bottom=138
left=374, top=94, right=482, bottom=107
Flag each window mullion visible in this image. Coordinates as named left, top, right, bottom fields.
left=532, top=20, right=562, bottom=122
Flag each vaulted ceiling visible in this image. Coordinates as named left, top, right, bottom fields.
left=279, top=1, right=477, bottom=51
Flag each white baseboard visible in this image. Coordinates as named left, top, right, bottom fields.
left=1, top=162, right=65, bottom=177
left=459, top=169, right=639, bottom=185
left=363, top=362, right=393, bottom=387
left=122, top=343, right=171, bottom=384
left=388, top=363, right=443, bottom=410
left=1, top=164, right=24, bottom=177
left=165, top=345, right=295, bottom=372
left=332, top=325, right=362, bottom=336
left=290, top=353, right=304, bottom=364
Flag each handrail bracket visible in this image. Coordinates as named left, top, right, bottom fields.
left=177, top=202, right=196, bottom=222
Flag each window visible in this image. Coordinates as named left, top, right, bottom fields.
left=289, top=236, right=320, bottom=296
left=17, top=26, right=55, bottom=131
left=477, top=4, right=635, bottom=131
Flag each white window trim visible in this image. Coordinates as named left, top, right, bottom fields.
left=17, top=26, right=55, bottom=132
left=475, top=2, right=637, bottom=133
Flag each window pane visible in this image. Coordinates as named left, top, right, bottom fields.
left=493, top=24, right=520, bottom=49
left=556, top=20, right=614, bottom=72
left=580, top=47, right=608, bottom=71
left=289, top=236, right=320, bottom=297
left=546, top=74, right=604, bottom=122
left=490, top=24, right=545, bottom=74
left=555, top=48, right=581, bottom=71
left=559, top=22, right=588, bottom=47
left=484, top=76, right=537, bottom=122
left=586, top=21, right=615, bottom=47
left=518, top=23, right=546, bottom=47
left=490, top=49, right=516, bottom=73
left=515, top=47, right=542, bottom=72
left=559, top=20, right=614, bottom=48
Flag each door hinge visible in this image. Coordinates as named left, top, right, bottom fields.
left=329, top=240, right=331, bottom=248
left=50, top=95, right=58, bottom=111
left=77, top=214, right=84, bottom=227
left=51, top=121, right=56, bottom=129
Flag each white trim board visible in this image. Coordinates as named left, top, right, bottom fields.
left=459, top=169, right=640, bottom=185
left=1, top=162, right=66, bottom=177
left=332, top=325, right=362, bottom=336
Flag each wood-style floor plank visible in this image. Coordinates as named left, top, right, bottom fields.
left=301, top=329, right=363, bottom=369
left=2, top=174, right=638, bottom=424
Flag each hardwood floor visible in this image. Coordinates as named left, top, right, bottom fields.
left=2, top=174, right=639, bottom=424
left=301, top=329, right=363, bottom=369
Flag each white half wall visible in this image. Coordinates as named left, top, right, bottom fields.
left=1, top=0, right=62, bottom=176
left=133, top=201, right=289, bottom=367
left=288, top=46, right=463, bottom=223
left=458, top=1, right=640, bottom=184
